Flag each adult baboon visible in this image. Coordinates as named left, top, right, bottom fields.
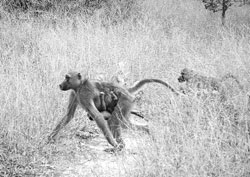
left=177, top=68, right=243, bottom=96
left=48, top=72, right=179, bottom=149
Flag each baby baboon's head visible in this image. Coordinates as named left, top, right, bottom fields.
left=178, top=68, right=194, bottom=83
left=59, top=72, right=82, bottom=91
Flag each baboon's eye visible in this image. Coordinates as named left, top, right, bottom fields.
left=77, top=73, right=82, bottom=80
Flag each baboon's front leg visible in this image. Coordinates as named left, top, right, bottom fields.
left=87, top=101, right=118, bottom=148
left=48, top=91, right=78, bottom=142
left=87, top=92, right=106, bottom=121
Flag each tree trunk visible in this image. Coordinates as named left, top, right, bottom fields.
left=221, top=0, right=228, bottom=25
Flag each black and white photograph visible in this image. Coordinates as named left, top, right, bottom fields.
left=0, top=0, right=250, bottom=176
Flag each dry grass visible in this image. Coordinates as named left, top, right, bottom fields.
left=1, top=0, right=250, bottom=176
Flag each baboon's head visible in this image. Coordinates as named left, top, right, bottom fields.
left=178, top=68, right=194, bottom=83
left=59, top=72, right=82, bottom=91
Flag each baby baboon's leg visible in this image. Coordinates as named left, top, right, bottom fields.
left=110, top=91, right=118, bottom=100
left=119, top=97, right=149, bottom=133
left=48, top=91, right=78, bottom=142
left=100, top=92, right=106, bottom=111
left=88, top=112, right=111, bottom=121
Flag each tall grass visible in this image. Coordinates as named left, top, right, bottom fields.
left=0, top=0, right=250, bottom=176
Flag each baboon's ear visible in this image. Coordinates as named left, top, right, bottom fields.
left=77, top=73, right=82, bottom=80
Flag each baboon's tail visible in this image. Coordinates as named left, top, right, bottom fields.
left=128, top=79, right=179, bottom=96
left=221, top=73, right=243, bottom=90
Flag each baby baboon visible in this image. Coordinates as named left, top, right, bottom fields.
left=100, top=91, right=118, bottom=112
left=178, top=68, right=243, bottom=96
left=93, top=78, right=180, bottom=128
left=88, top=91, right=144, bottom=121
left=48, top=72, right=179, bottom=149
left=87, top=91, right=118, bottom=121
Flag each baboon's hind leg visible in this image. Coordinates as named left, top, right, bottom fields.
left=107, top=105, right=125, bottom=149
left=117, top=98, right=149, bottom=133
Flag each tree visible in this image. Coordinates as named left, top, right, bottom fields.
left=202, top=0, right=248, bottom=25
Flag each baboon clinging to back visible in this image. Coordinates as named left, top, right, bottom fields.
left=177, top=68, right=243, bottom=97
left=87, top=91, right=118, bottom=121
left=88, top=90, right=144, bottom=121
left=48, top=71, right=179, bottom=150
left=89, top=90, right=144, bottom=120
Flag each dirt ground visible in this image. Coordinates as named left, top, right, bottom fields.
left=48, top=121, right=150, bottom=177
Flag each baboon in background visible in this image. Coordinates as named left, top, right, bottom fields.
left=48, top=72, right=179, bottom=150
left=177, top=68, right=243, bottom=97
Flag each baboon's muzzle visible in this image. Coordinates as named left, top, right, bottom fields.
left=59, top=83, right=68, bottom=91
left=59, top=84, right=63, bottom=90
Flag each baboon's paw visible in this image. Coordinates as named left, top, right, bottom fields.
left=104, top=148, right=122, bottom=154
left=104, top=144, right=125, bottom=154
